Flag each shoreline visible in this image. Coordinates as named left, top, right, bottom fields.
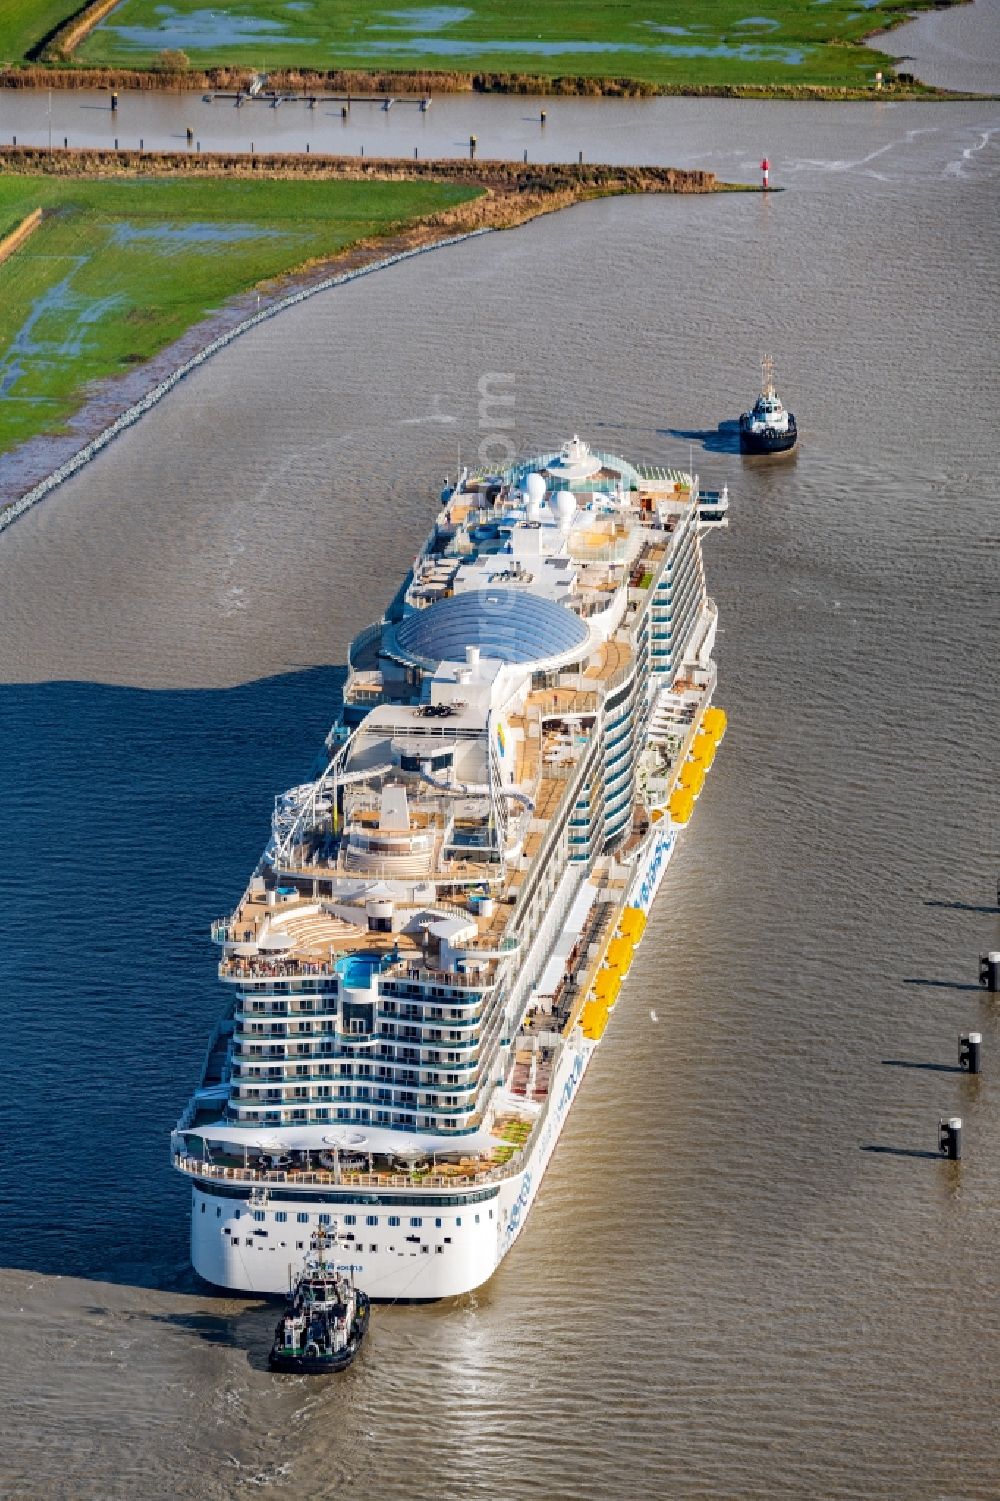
left=0, top=229, right=490, bottom=537
left=0, top=59, right=988, bottom=105
left=0, top=149, right=724, bottom=529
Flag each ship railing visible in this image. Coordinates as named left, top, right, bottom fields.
left=348, top=621, right=382, bottom=671
left=554, top=653, right=635, bottom=705
left=390, top=961, right=495, bottom=991
left=600, top=653, right=638, bottom=699
left=530, top=689, right=600, bottom=719
left=567, top=540, right=632, bottom=564
left=173, top=1153, right=517, bottom=1190
left=536, top=758, right=580, bottom=785
left=221, top=957, right=337, bottom=980
left=344, top=670, right=384, bottom=705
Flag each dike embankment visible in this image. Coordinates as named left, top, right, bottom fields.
left=0, top=61, right=972, bottom=102
left=0, top=205, right=42, bottom=265
left=0, top=147, right=725, bottom=529
left=0, top=145, right=717, bottom=201
left=0, top=144, right=718, bottom=196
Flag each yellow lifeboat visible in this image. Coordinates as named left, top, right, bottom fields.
left=679, top=760, right=706, bottom=795
left=621, top=907, right=647, bottom=943
left=581, top=999, right=609, bottom=1040
left=595, top=967, right=617, bottom=1001
left=691, top=732, right=716, bottom=769
left=669, top=789, right=694, bottom=824
left=702, top=705, right=727, bottom=742
left=607, top=936, right=634, bottom=973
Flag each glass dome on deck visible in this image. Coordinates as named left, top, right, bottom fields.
left=506, top=437, right=641, bottom=495
left=394, top=588, right=589, bottom=668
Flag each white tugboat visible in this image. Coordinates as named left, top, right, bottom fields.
left=739, top=355, right=797, bottom=454
left=269, top=1222, right=370, bottom=1373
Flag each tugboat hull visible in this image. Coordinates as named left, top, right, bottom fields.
left=268, top=1293, right=370, bottom=1374
left=739, top=414, right=797, bottom=454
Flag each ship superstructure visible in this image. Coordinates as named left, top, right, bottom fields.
left=172, top=438, right=725, bottom=1298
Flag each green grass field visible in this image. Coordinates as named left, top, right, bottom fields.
left=0, top=172, right=477, bottom=455
left=0, top=0, right=79, bottom=62
left=69, top=0, right=928, bottom=89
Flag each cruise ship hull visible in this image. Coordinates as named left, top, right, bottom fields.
left=188, top=825, right=679, bottom=1300
left=174, top=437, right=726, bottom=1303
left=189, top=1033, right=592, bottom=1299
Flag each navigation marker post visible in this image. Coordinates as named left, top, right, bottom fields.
left=761, top=157, right=770, bottom=191
left=938, top=1117, right=962, bottom=1161
left=959, top=1033, right=982, bottom=1075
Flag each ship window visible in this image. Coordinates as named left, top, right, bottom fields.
left=370, top=1243, right=378, bottom=1253
left=318, top=1214, right=331, bottom=1225
left=366, top=1215, right=379, bottom=1227
left=489, top=1209, right=493, bottom=1220
left=410, top=1217, right=422, bottom=1227
left=436, top=1246, right=444, bottom=1255
left=253, top=1210, right=265, bottom=1223
left=234, top=1210, right=241, bottom=1220
left=296, top=1212, right=309, bottom=1224
left=216, top=1207, right=221, bottom=1218
left=275, top=1212, right=287, bottom=1223
left=475, top=1214, right=480, bottom=1224
left=435, top=1217, right=442, bottom=1228
left=388, top=1215, right=400, bottom=1227
left=444, top=1237, right=452, bottom=1244
left=245, top=1238, right=253, bottom=1246
left=200, top=1203, right=205, bottom=1213
left=345, top=1214, right=356, bottom=1226
left=421, top=1246, right=430, bottom=1255
left=296, top=1241, right=304, bottom=1250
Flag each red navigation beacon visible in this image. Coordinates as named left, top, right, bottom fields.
left=761, top=156, right=770, bottom=190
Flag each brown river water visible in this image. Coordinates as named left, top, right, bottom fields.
left=0, top=102, right=998, bottom=1500
left=876, top=0, right=1000, bottom=95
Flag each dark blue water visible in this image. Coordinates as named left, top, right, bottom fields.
left=0, top=669, right=342, bottom=1286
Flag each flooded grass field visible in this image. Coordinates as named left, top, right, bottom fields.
left=74, top=0, right=940, bottom=88
left=0, top=173, right=476, bottom=455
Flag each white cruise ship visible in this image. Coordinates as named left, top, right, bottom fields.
left=172, top=438, right=727, bottom=1299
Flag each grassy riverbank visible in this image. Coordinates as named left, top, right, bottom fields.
left=0, top=0, right=75, bottom=62
left=0, top=0, right=974, bottom=94
left=0, top=170, right=477, bottom=455
left=0, top=152, right=718, bottom=469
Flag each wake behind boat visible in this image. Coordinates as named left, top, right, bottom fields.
left=739, top=356, right=797, bottom=454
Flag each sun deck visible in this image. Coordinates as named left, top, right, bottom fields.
left=193, top=435, right=719, bottom=1159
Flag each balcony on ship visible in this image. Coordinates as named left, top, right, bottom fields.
left=173, top=1110, right=531, bottom=1194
